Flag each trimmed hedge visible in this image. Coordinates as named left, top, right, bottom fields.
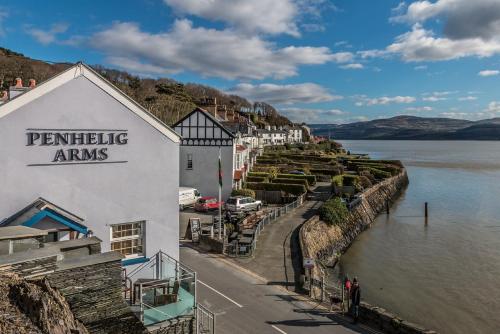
left=272, top=178, right=309, bottom=187
left=277, top=174, right=316, bottom=186
left=252, top=166, right=279, bottom=178
left=342, top=175, right=359, bottom=187
left=248, top=172, right=273, bottom=179
left=359, top=167, right=391, bottom=179
left=246, top=176, right=268, bottom=183
left=319, top=197, right=349, bottom=226
left=231, top=188, right=256, bottom=198
left=246, top=182, right=306, bottom=196
left=310, top=168, right=342, bottom=176
left=332, top=175, right=343, bottom=187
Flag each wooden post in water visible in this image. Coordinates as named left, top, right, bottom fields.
left=386, top=200, right=390, bottom=214
left=425, top=202, right=429, bottom=223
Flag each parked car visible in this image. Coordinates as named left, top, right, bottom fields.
left=289, top=170, right=306, bottom=175
left=225, top=196, right=262, bottom=212
left=194, top=197, right=224, bottom=212
left=179, top=187, right=201, bottom=210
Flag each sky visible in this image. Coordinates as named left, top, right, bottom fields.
left=2, top=0, right=500, bottom=124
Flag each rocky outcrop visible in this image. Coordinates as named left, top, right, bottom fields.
left=0, top=272, right=89, bottom=334
left=300, top=170, right=409, bottom=271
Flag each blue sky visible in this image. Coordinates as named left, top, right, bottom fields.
left=2, top=0, right=500, bottom=124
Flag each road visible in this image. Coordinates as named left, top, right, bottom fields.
left=181, top=246, right=375, bottom=334
left=233, top=183, right=331, bottom=291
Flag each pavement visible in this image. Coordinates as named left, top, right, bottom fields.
left=180, top=245, right=376, bottom=334
left=231, top=182, right=332, bottom=291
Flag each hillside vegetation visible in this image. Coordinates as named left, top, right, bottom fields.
left=0, top=47, right=291, bottom=126
left=311, top=115, right=500, bottom=140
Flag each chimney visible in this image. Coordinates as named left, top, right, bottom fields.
left=217, top=105, right=227, bottom=121
left=200, top=97, right=217, bottom=117
left=0, top=91, right=8, bottom=104
left=28, top=79, right=36, bottom=88
left=9, top=77, right=30, bottom=99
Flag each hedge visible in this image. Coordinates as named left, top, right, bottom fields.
left=319, top=197, right=349, bottom=226
left=310, top=168, right=342, bottom=176
left=342, top=175, right=359, bottom=187
left=246, top=176, right=268, bottom=183
left=248, top=172, right=273, bottom=179
left=277, top=174, right=316, bottom=185
left=231, top=188, right=256, bottom=198
left=359, top=167, right=391, bottom=179
left=245, top=182, right=306, bottom=196
left=252, top=166, right=279, bottom=178
left=272, top=178, right=309, bottom=187
left=332, top=175, right=343, bottom=187
left=349, top=158, right=404, bottom=168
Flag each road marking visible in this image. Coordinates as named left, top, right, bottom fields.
left=271, top=325, right=287, bottom=334
left=198, top=280, right=243, bottom=308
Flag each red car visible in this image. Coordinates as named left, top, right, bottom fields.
left=194, top=197, right=224, bottom=212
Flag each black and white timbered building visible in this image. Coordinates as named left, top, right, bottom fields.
left=173, top=108, right=235, bottom=200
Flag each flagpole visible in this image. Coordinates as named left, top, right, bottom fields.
left=218, top=146, right=222, bottom=240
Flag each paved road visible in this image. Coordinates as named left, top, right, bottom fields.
left=232, top=182, right=331, bottom=291
left=181, top=246, right=374, bottom=334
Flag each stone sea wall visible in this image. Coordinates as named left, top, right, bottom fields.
left=299, top=170, right=438, bottom=334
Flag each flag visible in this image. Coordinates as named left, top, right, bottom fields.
left=218, top=149, right=223, bottom=187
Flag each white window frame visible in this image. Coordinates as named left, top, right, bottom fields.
left=110, top=221, right=145, bottom=259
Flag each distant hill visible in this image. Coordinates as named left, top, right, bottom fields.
left=310, top=115, right=500, bottom=140
left=0, top=47, right=291, bottom=127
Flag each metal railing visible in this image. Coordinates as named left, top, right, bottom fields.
left=225, top=194, right=306, bottom=258
left=196, top=302, right=216, bottom=334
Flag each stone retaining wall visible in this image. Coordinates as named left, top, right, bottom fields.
left=299, top=170, right=438, bottom=334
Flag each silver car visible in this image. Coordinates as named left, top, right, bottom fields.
left=225, top=196, right=262, bottom=212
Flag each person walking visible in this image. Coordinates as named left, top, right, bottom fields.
left=350, top=277, right=361, bottom=324
left=344, top=275, right=352, bottom=312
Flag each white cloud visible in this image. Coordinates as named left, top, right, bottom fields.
left=164, top=0, right=332, bottom=37
left=458, top=96, right=478, bottom=101
left=340, top=63, right=364, bottom=70
left=356, top=95, right=416, bottom=106
left=90, top=20, right=343, bottom=80
left=369, top=1, right=500, bottom=62
left=279, top=107, right=347, bottom=122
left=484, top=101, right=500, bottom=114
left=478, top=70, right=499, bottom=77
left=227, top=82, right=341, bottom=104
left=406, top=106, right=433, bottom=112
left=414, top=65, right=427, bottom=70
left=164, top=0, right=300, bottom=36
left=27, top=23, right=68, bottom=45
left=440, top=112, right=470, bottom=119
left=423, top=96, right=447, bottom=102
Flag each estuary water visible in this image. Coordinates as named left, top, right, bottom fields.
left=332, top=140, right=500, bottom=334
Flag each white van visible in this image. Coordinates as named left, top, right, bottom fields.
left=179, top=187, right=201, bottom=210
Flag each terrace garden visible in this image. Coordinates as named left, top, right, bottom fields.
left=240, top=141, right=403, bottom=207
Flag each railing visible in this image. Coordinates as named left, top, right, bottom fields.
left=196, top=302, right=216, bottom=334
left=125, top=251, right=198, bottom=326
left=225, top=194, right=306, bottom=258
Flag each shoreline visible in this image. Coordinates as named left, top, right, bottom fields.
left=298, top=170, right=438, bottom=334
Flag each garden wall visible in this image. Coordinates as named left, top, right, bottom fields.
left=299, top=170, right=439, bottom=334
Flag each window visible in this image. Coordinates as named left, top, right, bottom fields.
left=187, top=154, right=193, bottom=170
left=110, top=221, right=145, bottom=258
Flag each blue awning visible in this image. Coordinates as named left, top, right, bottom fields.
left=23, top=208, right=88, bottom=234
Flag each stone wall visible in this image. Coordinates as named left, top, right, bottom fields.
left=299, top=170, right=439, bottom=334
left=48, top=256, right=147, bottom=334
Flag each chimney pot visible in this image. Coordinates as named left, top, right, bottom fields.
left=14, top=78, right=22, bottom=88
left=29, top=79, right=36, bottom=88
left=1, top=91, right=8, bottom=101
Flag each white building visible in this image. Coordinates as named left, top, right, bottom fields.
left=285, top=126, right=303, bottom=143
left=256, top=128, right=287, bottom=146
left=173, top=108, right=235, bottom=200
left=0, top=63, right=181, bottom=265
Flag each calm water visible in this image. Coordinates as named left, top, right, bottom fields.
left=332, top=141, right=500, bottom=334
